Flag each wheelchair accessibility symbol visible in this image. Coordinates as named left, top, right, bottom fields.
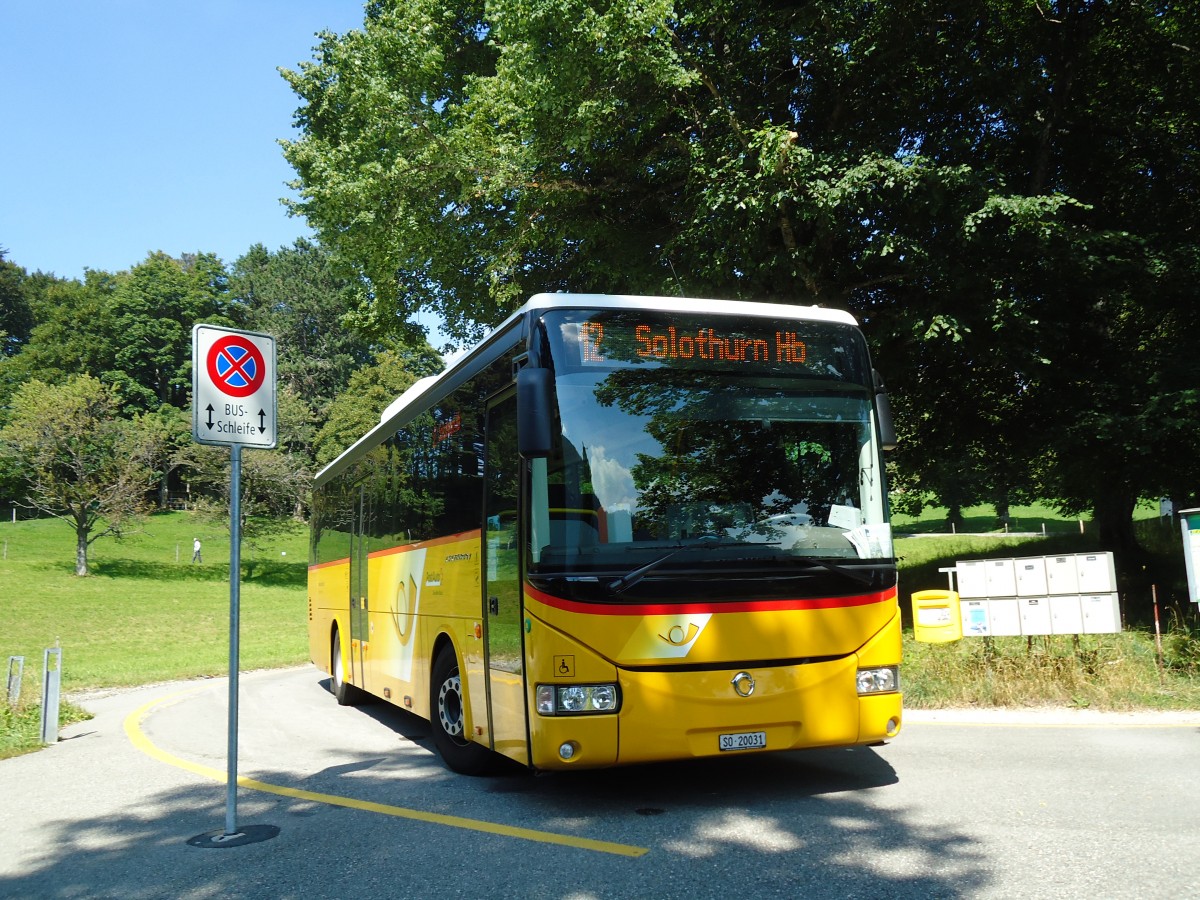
left=554, top=655, right=575, bottom=677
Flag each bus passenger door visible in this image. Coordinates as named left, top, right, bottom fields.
left=483, top=392, right=528, bottom=765
left=349, top=484, right=369, bottom=690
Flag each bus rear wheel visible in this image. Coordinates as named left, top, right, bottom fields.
left=330, top=627, right=360, bottom=706
left=430, top=644, right=492, bottom=775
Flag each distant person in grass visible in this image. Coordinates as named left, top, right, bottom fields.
left=192, top=538, right=202, bottom=564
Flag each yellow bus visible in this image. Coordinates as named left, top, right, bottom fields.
left=308, top=293, right=901, bottom=773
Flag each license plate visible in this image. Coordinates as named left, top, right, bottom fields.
left=719, top=731, right=767, bottom=752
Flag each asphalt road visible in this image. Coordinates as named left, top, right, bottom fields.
left=2, top=666, right=1198, bottom=899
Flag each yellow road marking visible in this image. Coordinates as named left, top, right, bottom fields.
left=124, top=690, right=649, bottom=858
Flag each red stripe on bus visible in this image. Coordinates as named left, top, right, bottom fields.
left=524, top=583, right=896, bottom=616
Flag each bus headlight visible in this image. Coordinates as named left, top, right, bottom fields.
left=856, top=666, right=899, bottom=695
left=536, top=683, right=621, bottom=715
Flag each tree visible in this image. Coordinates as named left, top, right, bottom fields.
left=282, top=2, right=994, bottom=330
left=0, top=253, right=37, bottom=438
left=0, top=250, right=33, bottom=359
left=6, top=252, right=233, bottom=416
left=282, top=1, right=502, bottom=342
left=228, top=240, right=444, bottom=497
left=7, top=253, right=237, bottom=509
left=2, top=270, right=119, bottom=409
left=0, top=376, right=159, bottom=575
left=283, top=1, right=1200, bottom=577
left=229, top=240, right=378, bottom=418
left=243, top=386, right=320, bottom=520
left=105, top=252, right=233, bottom=413
left=312, top=349, right=426, bottom=467
left=139, top=405, right=213, bottom=510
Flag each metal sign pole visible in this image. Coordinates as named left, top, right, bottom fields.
left=225, top=443, right=242, bottom=837
left=187, top=324, right=279, bottom=849
left=39, top=647, right=61, bottom=744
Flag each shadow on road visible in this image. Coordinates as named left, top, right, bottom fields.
left=2, top=676, right=990, bottom=899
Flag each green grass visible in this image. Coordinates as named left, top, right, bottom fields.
left=1, top=510, right=311, bottom=757
left=891, top=500, right=1163, bottom=536
left=0, top=696, right=92, bottom=759
left=1, top=511, right=309, bottom=689
left=902, top=632, right=1200, bottom=711
left=894, top=512, right=1192, bottom=617
left=895, top=532, right=1076, bottom=600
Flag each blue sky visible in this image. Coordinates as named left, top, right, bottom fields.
left=2, top=2, right=365, bottom=281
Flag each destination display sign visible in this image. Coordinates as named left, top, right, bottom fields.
left=548, top=310, right=869, bottom=383
left=580, top=322, right=809, bottom=366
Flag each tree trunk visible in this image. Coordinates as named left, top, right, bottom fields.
left=75, top=528, right=89, bottom=576
left=1093, top=489, right=1154, bottom=620
left=946, top=503, right=964, bottom=532
left=1093, top=493, right=1134, bottom=549
left=994, top=497, right=1011, bottom=529
left=1092, top=490, right=1146, bottom=578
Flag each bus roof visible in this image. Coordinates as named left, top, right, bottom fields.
left=314, top=293, right=860, bottom=485
left=521, top=292, right=858, bottom=325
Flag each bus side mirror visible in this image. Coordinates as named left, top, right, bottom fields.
left=873, top=369, right=898, bottom=452
left=517, top=366, right=554, bottom=458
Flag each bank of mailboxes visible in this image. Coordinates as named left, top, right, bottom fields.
left=956, top=553, right=1120, bottom=636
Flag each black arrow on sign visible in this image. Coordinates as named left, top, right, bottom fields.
left=258, top=409, right=266, bottom=433
left=205, top=405, right=215, bottom=430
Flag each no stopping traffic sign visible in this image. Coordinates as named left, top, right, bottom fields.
left=207, top=335, right=267, bottom=398
left=192, top=325, right=277, bottom=448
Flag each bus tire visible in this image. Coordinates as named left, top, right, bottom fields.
left=330, top=627, right=360, bottom=706
left=430, top=643, right=492, bottom=775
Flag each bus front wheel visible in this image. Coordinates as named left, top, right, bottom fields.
left=430, top=644, right=492, bottom=775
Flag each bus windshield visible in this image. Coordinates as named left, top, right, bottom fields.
left=529, top=309, right=893, bottom=585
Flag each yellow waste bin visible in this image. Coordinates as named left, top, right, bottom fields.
left=911, top=589, right=963, bottom=643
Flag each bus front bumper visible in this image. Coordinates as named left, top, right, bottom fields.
left=614, top=656, right=901, bottom=766
left=530, top=657, right=901, bottom=770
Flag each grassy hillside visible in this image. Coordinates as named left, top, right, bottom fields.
left=1, top=511, right=309, bottom=691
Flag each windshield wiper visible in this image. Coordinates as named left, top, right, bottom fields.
left=610, top=537, right=770, bottom=593
left=797, top=559, right=889, bottom=588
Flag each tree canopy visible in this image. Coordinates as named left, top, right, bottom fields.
left=105, top=252, right=233, bottom=413
left=229, top=238, right=378, bottom=418
left=0, top=251, right=33, bottom=358
left=0, top=242, right=444, bottom=555
left=282, top=0, right=1200, bottom=563
left=312, top=348, right=426, bottom=467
